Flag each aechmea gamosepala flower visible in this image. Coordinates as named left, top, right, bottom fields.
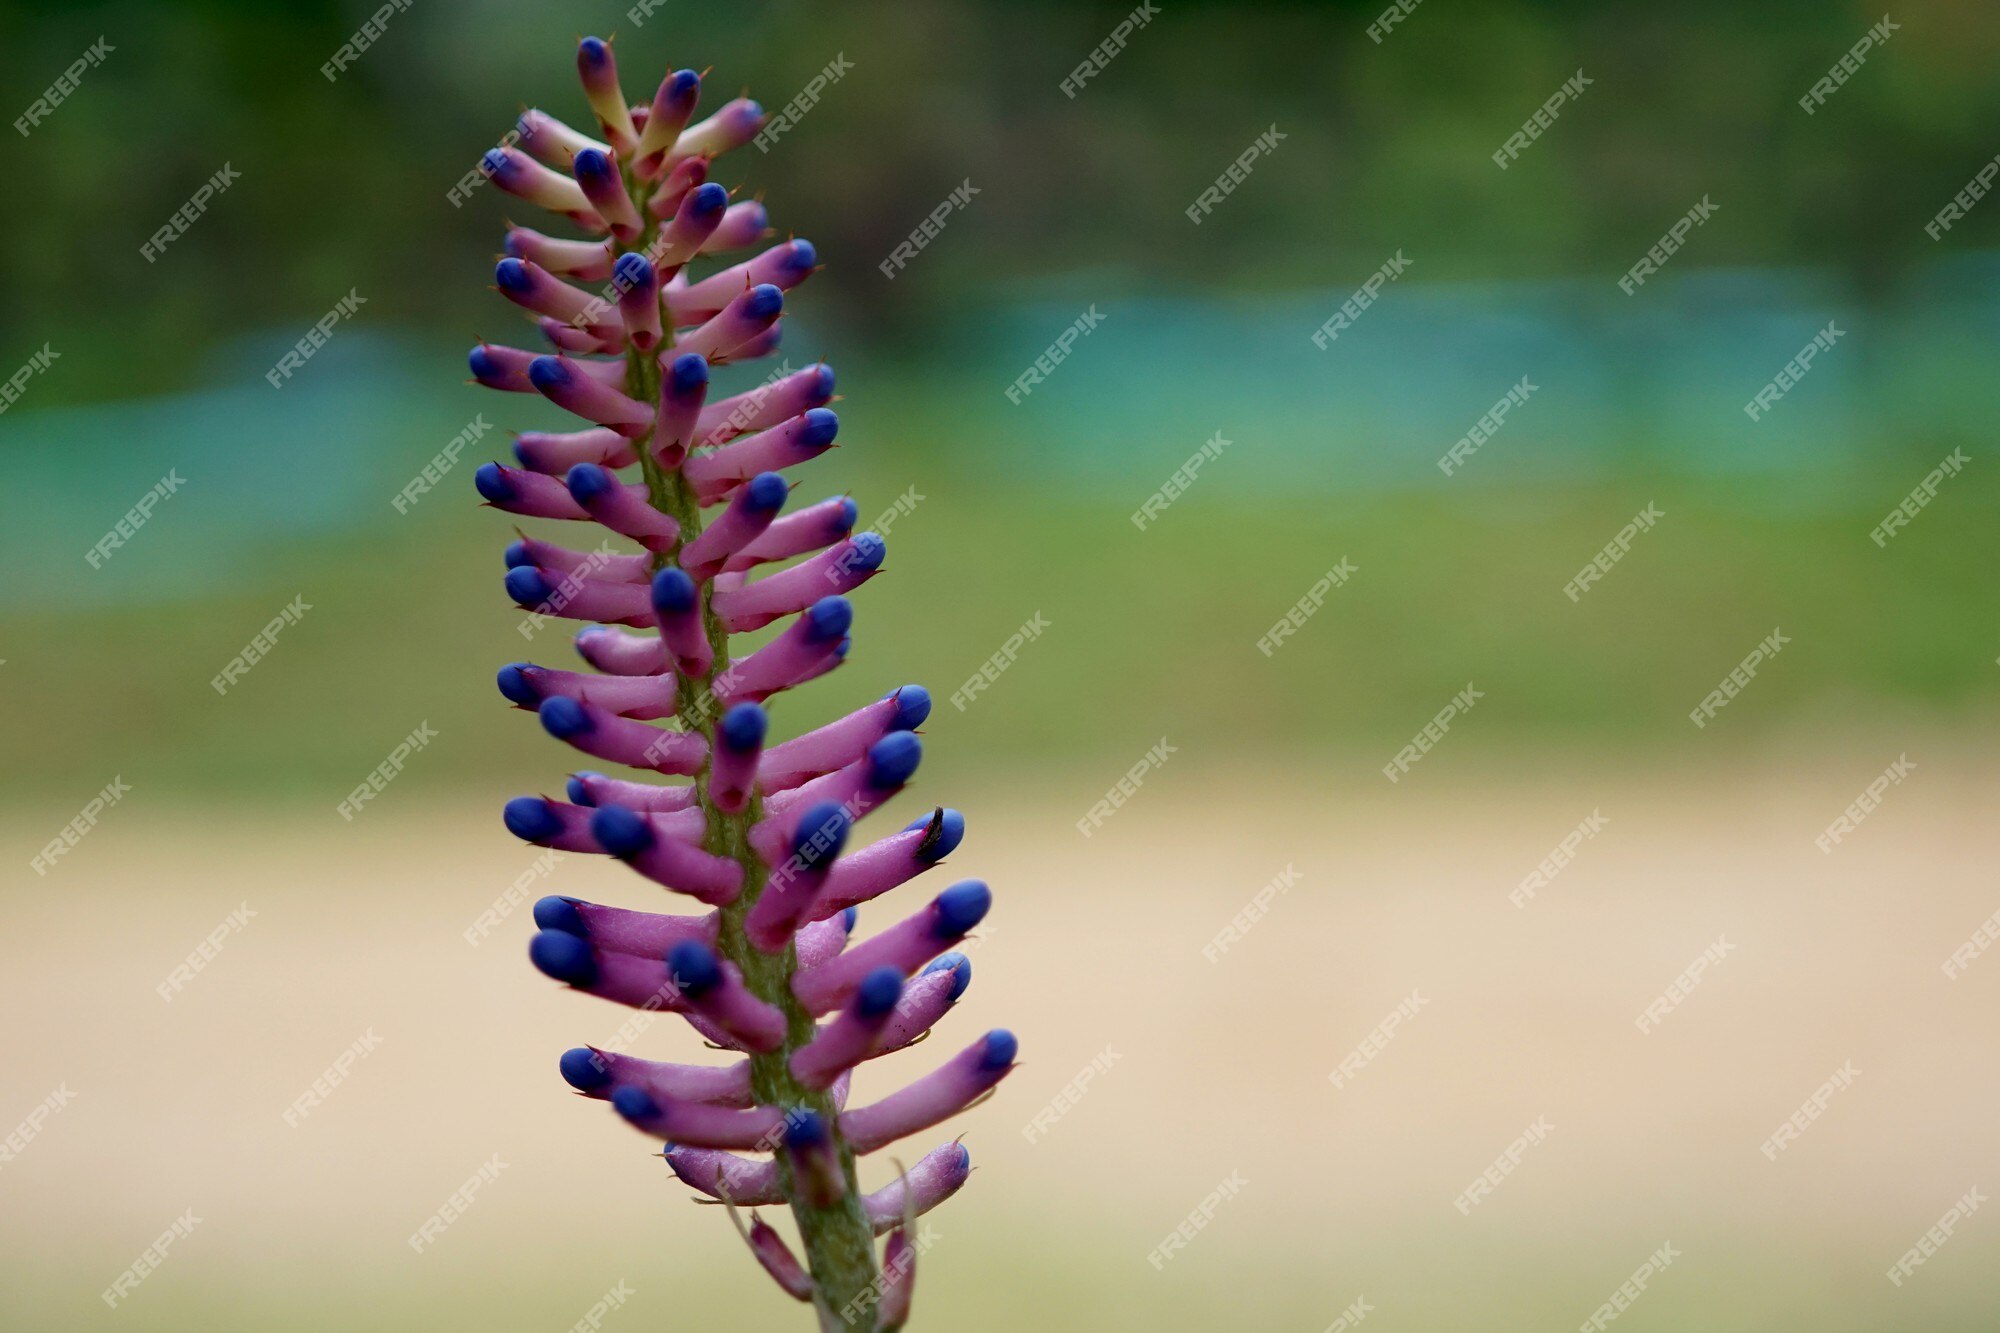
left=464, top=39, right=1013, bottom=1330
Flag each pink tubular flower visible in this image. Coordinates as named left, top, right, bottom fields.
left=464, top=38, right=1010, bottom=1331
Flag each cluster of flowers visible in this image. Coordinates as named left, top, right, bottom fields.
left=464, top=38, right=1015, bottom=1329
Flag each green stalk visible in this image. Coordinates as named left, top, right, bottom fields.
left=614, top=171, right=882, bottom=1329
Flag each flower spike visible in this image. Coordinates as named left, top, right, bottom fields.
left=466, top=42, right=1017, bottom=1323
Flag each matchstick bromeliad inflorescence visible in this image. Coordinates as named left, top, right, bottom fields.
left=465, top=37, right=1014, bottom=1330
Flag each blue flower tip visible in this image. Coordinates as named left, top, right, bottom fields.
left=867, top=731, right=923, bottom=789
left=745, top=283, right=785, bottom=319
left=559, top=1046, right=612, bottom=1092
left=833, top=496, right=859, bottom=532
left=910, top=807, right=965, bottom=863
left=856, top=967, right=904, bottom=1017
left=809, top=363, right=837, bottom=402
left=611, top=1085, right=660, bottom=1123
left=494, top=258, right=530, bottom=291
left=538, top=695, right=593, bottom=739
left=503, top=539, right=531, bottom=569
left=504, top=564, right=553, bottom=607
left=786, top=239, right=818, bottom=271
left=575, top=147, right=613, bottom=178
left=650, top=567, right=697, bottom=613
left=719, top=702, right=768, bottom=751
left=496, top=663, right=539, bottom=706
left=980, top=1029, right=1019, bottom=1071
left=850, top=531, right=886, bottom=571
left=475, top=462, right=517, bottom=505
left=532, top=894, right=587, bottom=934
left=923, top=950, right=974, bottom=1001
left=482, top=148, right=511, bottom=175
left=954, top=1141, right=972, bottom=1172
left=669, top=353, right=710, bottom=392
left=670, top=69, right=700, bottom=96
left=744, top=472, right=789, bottom=512
left=565, top=463, right=616, bottom=503
left=889, top=685, right=932, bottom=731
left=841, top=906, right=859, bottom=932
left=785, top=1109, right=829, bottom=1149
left=613, top=251, right=652, bottom=284
left=468, top=345, right=502, bottom=378
left=529, top=929, right=597, bottom=986
left=804, top=596, right=853, bottom=643
left=578, top=36, right=610, bottom=64
left=691, top=181, right=731, bottom=216
left=666, top=940, right=721, bottom=996
left=503, top=795, right=565, bottom=843
left=526, top=356, right=569, bottom=390
left=565, top=772, right=599, bottom=806
left=792, top=802, right=851, bottom=862
left=799, top=408, right=839, bottom=449
left=934, top=880, right=991, bottom=937
left=589, top=804, right=652, bottom=857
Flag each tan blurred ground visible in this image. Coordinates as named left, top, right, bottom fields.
left=4, top=744, right=1998, bottom=1330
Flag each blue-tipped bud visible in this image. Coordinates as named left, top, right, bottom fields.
left=905, top=807, right=965, bottom=862
left=496, top=663, right=539, bottom=706
left=832, top=497, right=858, bottom=532
left=611, top=1085, right=660, bottom=1123
left=667, top=940, right=721, bottom=996
left=719, top=702, right=768, bottom=752
left=842, top=907, right=859, bottom=932
left=667, top=69, right=700, bottom=100
left=798, top=407, right=840, bottom=447
left=559, top=1046, right=613, bottom=1091
left=689, top=181, right=730, bottom=218
left=565, top=463, right=617, bottom=503
left=613, top=251, right=653, bottom=286
left=933, top=880, right=991, bottom=937
left=922, top=950, right=973, bottom=1001
left=578, top=36, right=610, bottom=66
left=866, top=732, right=923, bottom=789
left=494, top=258, right=531, bottom=292
left=527, top=356, right=570, bottom=390
left=745, top=283, right=785, bottom=319
left=533, top=895, right=587, bottom=934
left=745, top=472, right=789, bottom=512
left=855, top=967, right=904, bottom=1018
left=791, top=801, right=851, bottom=866
left=538, top=696, right=593, bottom=739
left=785, top=1108, right=830, bottom=1149
left=804, top=596, right=852, bottom=643
left=651, top=567, right=698, bottom=614
left=482, top=148, right=512, bottom=178
left=475, top=462, right=518, bottom=504
left=668, top=353, right=709, bottom=394
left=504, top=565, right=554, bottom=607
left=979, top=1029, right=1019, bottom=1071
left=589, top=804, right=653, bottom=857
left=809, top=364, right=837, bottom=403
left=847, top=531, right=886, bottom=572
left=468, top=346, right=504, bottom=379
left=565, top=772, right=601, bottom=806
left=529, top=929, right=597, bottom=986
left=503, top=796, right=565, bottom=843
left=888, top=685, right=932, bottom=732
left=575, top=147, right=615, bottom=180
left=782, top=239, right=818, bottom=272
left=503, top=540, right=531, bottom=568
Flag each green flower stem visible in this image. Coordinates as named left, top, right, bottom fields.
left=614, top=175, right=881, bottom=1330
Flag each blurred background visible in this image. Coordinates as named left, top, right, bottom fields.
left=3, top=0, right=1997, bottom=1328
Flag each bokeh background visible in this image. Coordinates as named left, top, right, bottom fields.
left=4, top=0, right=1998, bottom=1328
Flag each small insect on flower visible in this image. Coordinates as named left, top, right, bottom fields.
left=465, top=37, right=1014, bottom=1331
